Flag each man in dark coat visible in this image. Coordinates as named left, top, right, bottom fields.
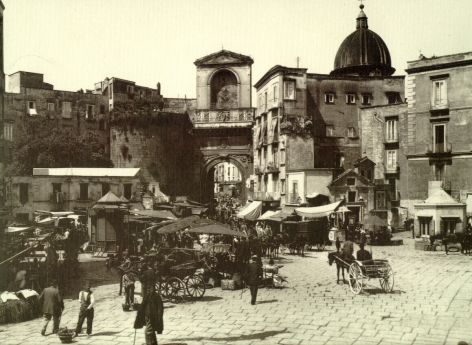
left=245, top=255, right=263, bottom=305
left=356, top=242, right=372, bottom=261
left=134, top=261, right=164, bottom=345
left=38, top=280, right=64, bottom=336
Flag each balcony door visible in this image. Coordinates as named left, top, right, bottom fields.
left=433, top=124, right=446, bottom=153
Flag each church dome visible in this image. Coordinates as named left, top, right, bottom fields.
left=331, top=5, right=395, bottom=77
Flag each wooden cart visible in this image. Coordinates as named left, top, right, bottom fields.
left=334, top=256, right=394, bottom=294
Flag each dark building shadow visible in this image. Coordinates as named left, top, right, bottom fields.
left=256, top=299, right=278, bottom=304
left=172, top=329, right=289, bottom=342
left=91, top=331, right=121, bottom=336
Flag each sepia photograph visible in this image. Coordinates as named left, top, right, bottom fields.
left=0, top=0, right=471, bottom=344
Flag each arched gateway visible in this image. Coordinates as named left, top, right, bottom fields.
left=192, top=50, right=255, bottom=203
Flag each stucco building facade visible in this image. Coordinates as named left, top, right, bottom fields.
left=253, top=4, right=404, bottom=209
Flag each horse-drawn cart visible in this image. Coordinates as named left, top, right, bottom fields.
left=333, top=255, right=394, bottom=294
left=157, top=259, right=206, bottom=303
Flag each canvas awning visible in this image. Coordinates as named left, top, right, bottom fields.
left=257, top=210, right=277, bottom=220
left=131, top=209, right=177, bottom=220
left=6, top=226, right=34, bottom=233
left=269, top=206, right=297, bottom=222
left=295, top=200, right=343, bottom=218
left=187, top=224, right=247, bottom=237
left=236, top=201, right=262, bottom=220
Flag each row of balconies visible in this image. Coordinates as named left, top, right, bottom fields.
left=426, top=143, right=452, bottom=155
left=254, top=162, right=280, bottom=175
left=193, top=108, right=254, bottom=124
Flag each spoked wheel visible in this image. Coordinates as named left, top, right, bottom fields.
left=164, top=277, right=186, bottom=303
left=155, top=280, right=167, bottom=298
left=185, top=275, right=206, bottom=299
left=348, top=262, right=363, bottom=295
left=379, top=264, right=394, bottom=293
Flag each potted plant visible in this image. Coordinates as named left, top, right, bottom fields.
left=57, top=327, right=74, bottom=343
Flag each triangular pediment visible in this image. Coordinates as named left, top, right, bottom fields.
left=329, top=169, right=373, bottom=188
left=194, top=50, right=253, bottom=67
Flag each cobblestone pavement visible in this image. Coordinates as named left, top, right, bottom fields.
left=1, top=232, right=471, bottom=345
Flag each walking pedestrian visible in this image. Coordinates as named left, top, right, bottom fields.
left=134, top=259, right=164, bottom=345
left=74, top=282, right=95, bottom=337
left=245, top=255, right=262, bottom=305
left=122, top=269, right=136, bottom=308
left=38, top=280, right=64, bottom=336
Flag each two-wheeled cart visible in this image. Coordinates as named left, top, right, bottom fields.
left=333, top=255, right=394, bottom=294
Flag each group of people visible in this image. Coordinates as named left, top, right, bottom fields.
left=38, top=280, right=94, bottom=338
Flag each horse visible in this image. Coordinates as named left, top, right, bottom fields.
left=328, top=241, right=355, bottom=284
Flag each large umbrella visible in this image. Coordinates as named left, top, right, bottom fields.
left=156, top=216, right=215, bottom=234
left=187, top=223, right=247, bottom=237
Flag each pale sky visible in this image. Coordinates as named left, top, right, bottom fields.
left=4, top=0, right=471, bottom=97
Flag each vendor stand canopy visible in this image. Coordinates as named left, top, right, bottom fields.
left=187, top=224, right=247, bottom=237
left=5, top=226, right=34, bottom=234
left=131, top=209, right=177, bottom=220
left=236, top=201, right=262, bottom=220
left=295, top=200, right=344, bottom=218
left=257, top=210, right=277, bottom=220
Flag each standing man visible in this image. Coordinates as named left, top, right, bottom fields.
left=38, top=280, right=64, bottom=336
left=74, top=282, right=95, bottom=337
left=135, top=259, right=164, bottom=345
left=245, top=255, right=262, bottom=305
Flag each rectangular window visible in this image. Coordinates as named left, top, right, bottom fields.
left=102, top=183, right=110, bottom=196
left=432, top=80, right=447, bottom=107
left=292, top=181, right=298, bottom=194
left=284, top=80, right=296, bottom=100
left=362, top=94, right=372, bottom=105
left=100, top=104, right=106, bottom=114
left=346, top=93, right=356, bottom=104
left=281, top=179, right=286, bottom=194
left=442, top=219, right=456, bottom=234
left=19, top=183, right=29, bottom=204
left=123, top=183, right=132, bottom=199
left=3, top=122, right=13, bottom=141
left=280, top=149, right=285, bottom=164
left=346, top=177, right=356, bottom=186
left=386, top=92, right=402, bottom=104
left=264, top=91, right=268, bottom=110
left=376, top=191, right=386, bottom=209
left=62, top=101, right=72, bottom=118
left=99, top=119, right=106, bottom=131
left=126, top=85, right=134, bottom=94
left=273, top=147, right=278, bottom=165
left=28, top=101, right=36, bottom=109
left=386, top=150, right=397, bottom=170
left=434, top=163, right=444, bottom=181
left=273, top=83, right=278, bottom=101
left=326, top=125, right=334, bottom=137
left=419, top=217, right=430, bottom=236
left=385, top=119, right=398, bottom=142
left=324, top=93, right=335, bottom=104
left=347, top=191, right=357, bottom=202
left=79, top=183, right=89, bottom=200
left=347, top=127, right=356, bottom=138
left=52, top=183, right=62, bottom=194
left=433, top=124, right=446, bottom=153
left=47, top=102, right=55, bottom=111
left=86, top=105, right=95, bottom=120
left=389, top=178, right=397, bottom=200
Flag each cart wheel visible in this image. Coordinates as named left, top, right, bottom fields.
left=164, top=277, right=186, bottom=303
left=379, top=264, right=394, bottom=293
left=348, top=263, right=363, bottom=295
left=185, top=275, right=206, bottom=299
left=155, top=280, right=167, bottom=297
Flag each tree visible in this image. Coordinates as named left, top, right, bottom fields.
left=6, top=117, right=113, bottom=176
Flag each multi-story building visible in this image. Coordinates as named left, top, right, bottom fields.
left=253, top=4, right=404, bottom=210
left=213, top=162, right=242, bottom=195
left=359, top=103, right=408, bottom=227
left=402, top=52, right=472, bottom=214
left=5, top=71, right=110, bottom=154
left=5, top=167, right=142, bottom=222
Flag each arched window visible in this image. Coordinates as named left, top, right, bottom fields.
left=210, top=70, right=238, bottom=109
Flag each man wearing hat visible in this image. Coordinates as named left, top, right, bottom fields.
left=74, top=281, right=95, bottom=337
left=245, top=255, right=263, bottom=305
left=39, top=280, right=64, bottom=336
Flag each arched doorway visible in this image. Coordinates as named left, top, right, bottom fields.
left=201, top=156, right=248, bottom=204
left=210, top=69, right=239, bottom=109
